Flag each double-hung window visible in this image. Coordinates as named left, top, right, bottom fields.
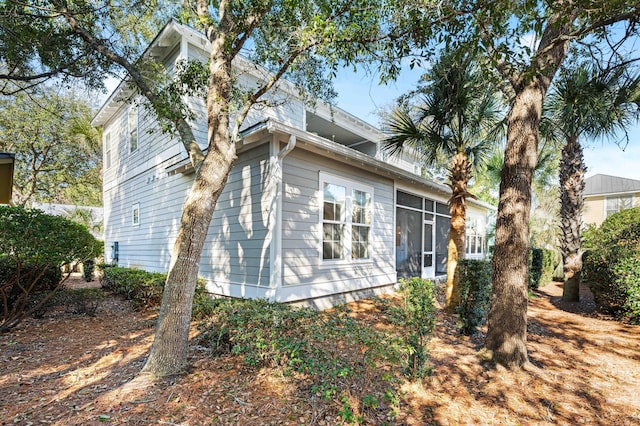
left=132, top=203, right=140, bottom=226
left=320, top=173, right=373, bottom=262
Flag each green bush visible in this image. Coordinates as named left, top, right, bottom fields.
left=456, top=259, right=492, bottom=335
left=583, top=207, right=640, bottom=250
left=0, top=206, right=99, bottom=331
left=529, top=248, right=556, bottom=289
left=397, top=277, right=437, bottom=379
left=100, top=266, right=212, bottom=318
left=197, top=298, right=403, bottom=422
left=583, top=209, right=640, bottom=323
left=83, top=259, right=95, bottom=282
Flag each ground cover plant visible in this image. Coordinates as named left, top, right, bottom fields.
left=1, top=275, right=639, bottom=425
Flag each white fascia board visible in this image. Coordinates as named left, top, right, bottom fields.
left=240, top=119, right=495, bottom=213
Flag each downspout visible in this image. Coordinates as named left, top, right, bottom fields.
left=267, top=135, right=296, bottom=301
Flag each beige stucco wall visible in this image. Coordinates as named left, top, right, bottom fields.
left=583, top=196, right=605, bottom=227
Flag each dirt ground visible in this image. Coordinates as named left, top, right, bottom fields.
left=1, top=278, right=639, bottom=425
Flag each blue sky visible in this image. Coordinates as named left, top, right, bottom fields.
left=332, top=67, right=640, bottom=182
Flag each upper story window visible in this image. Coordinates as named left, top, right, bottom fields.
left=320, top=173, right=373, bottom=262
left=104, top=132, right=112, bottom=169
left=605, top=195, right=633, bottom=218
left=128, top=104, right=139, bottom=153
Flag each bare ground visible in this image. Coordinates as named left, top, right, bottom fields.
left=1, top=279, right=639, bottom=425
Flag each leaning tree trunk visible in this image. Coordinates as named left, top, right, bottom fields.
left=445, top=151, right=472, bottom=311
left=141, top=38, right=236, bottom=377
left=559, top=135, right=585, bottom=302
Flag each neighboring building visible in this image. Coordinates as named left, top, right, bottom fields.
left=31, top=202, right=104, bottom=239
left=92, top=21, right=493, bottom=308
left=584, top=174, right=640, bottom=227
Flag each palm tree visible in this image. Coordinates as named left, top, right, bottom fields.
left=547, top=64, right=640, bottom=302
left=384, top=49, right=504, bottom=310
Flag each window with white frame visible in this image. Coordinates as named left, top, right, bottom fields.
left=321, top=173, right=373, bottom=262
left=132, top=203, right=140, bottom=226
left=128, top=104, right=139, bottom=153
left=104, top=132, right=112, bottom=169
left=465, top=217, right=485, bottom=256
left=605, top=195, right=633, bottom=218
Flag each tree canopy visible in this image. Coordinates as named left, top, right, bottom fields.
left=0, top=88, right=102, bottom=206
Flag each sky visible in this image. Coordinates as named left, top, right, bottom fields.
left=330, top=66, right=640, bottom=182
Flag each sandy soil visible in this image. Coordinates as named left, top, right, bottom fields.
left=1, top=279, right=639, bottom=425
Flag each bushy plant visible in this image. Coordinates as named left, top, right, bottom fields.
left=0, top=206, right=99, bottom=331
left=82, top=259, right=95, bottom=282
left=456, top=259, right=492, bottom=335
left=100, top=266, right=212, bottom=318
left=583, top=209, right=640, bottom=323
left=197, top=298, right=403, bottom=422
left=397, top=277, right=437, bottom=379
left=529, top=248, right=556, bottom=289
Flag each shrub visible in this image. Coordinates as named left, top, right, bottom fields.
left=0, top=206, right=99, bottom=331
left=583, top=207, right=640, bottom=250
left=583, top=209, right=640, bottom=323
left=397, top=277, right=437, bottom=379
left=529, top=248, right=556, bottom=289
left=100, top=266, right=212, bottom=318
left=456, top=259, right=492, bottom=335
left=83, top=259, right=95, bottom=282
left=197, top=298, right=403, bottom=422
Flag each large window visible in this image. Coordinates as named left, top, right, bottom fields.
left=605, top=195, right=633, bottom=218
left=321, top=173, right=373, bottom=262
left=396, top=190, right=450, bottom=277
left=129, top=104, right=139, bottom=153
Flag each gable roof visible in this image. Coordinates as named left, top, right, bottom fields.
left=584, top=174, right=640, bottom=196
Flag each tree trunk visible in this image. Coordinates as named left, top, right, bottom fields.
left=560, top=135, right=585, bottom=302
left=484, top=84, right=542, bottom=368
left=445, top=152, right=471, bottom=311
left=483, top=4, right=576, bottom=368
left=141, top=37, right=236, bottom=377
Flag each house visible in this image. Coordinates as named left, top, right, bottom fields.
left=584, top=174, right=640, bottom=227
left=92, top=21, right=493, bottom=308
left=31, top=202, right=103, bottom=239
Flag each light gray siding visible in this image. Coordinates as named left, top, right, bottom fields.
left=103, top=160, right=192, bottom=271
left=279, top=149, right=396, bottom=297
left=200, top=143, right=272, bottom=288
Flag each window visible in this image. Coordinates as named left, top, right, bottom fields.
left=129, top=104, right=138, bottom=153
left=104, top=132, right=112, bottom=169
left=605, top=195, right=633, bottom=218
left=351, top=189, right=371, bottom=259
left=465, top=218, right=485, bottom=256
left=321, top=173, right=373, bottom=262
left=132, top=203, right=140, bottom=226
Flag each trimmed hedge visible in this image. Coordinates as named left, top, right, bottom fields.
left=456, top=259, right=492, bottom=335
left=100, top=266, right=213, bottom=319
left=583, top=209, right=640, bottom=323
left=529, top=248, right=556, bottom=289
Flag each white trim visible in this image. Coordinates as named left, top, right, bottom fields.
left=318, top=171, right=374, bottom=265
left=131, top=203, right=140, bottom=226
left=604, top=194, right=635, bottom=219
